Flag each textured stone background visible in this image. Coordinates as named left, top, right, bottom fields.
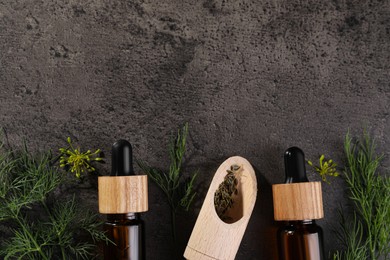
left=0, top=0, right=389, bottom=259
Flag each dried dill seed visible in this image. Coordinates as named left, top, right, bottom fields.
left=214, top=164, right=242, bottom=220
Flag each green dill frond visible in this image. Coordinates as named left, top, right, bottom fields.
left=137, top=123, right=198, bottom=254
left=333, top=210, right=368, bottom=260
left=334, top=131, right=390, bottom=260
left=179, top=170, right=198, bottom=211
left=0, top=137, right=110, bottom=259
left=2, top=150, right=63, bottom=217
left=2, top=217, right=52, bottom=260
left=138, top=123, right=197, bottom=212
left=78, top=209, right=111, bottom=245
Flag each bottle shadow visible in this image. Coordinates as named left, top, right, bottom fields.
left=238, top=165, right=280, bottom=259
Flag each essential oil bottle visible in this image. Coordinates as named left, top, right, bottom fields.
left=98, top=140, right=148, bottom=260
left=272, top=147, right=325, bottom=260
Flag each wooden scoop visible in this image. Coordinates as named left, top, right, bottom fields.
left=184, top=156, right=257, bottom=260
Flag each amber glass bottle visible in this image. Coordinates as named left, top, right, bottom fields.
left=104, top=213, right=144, bottom=260
left=103, top=140, right=145, bottom=260
left=276, top=147, right=325, bottom=260
left=278, top=220, right=324, bottom=260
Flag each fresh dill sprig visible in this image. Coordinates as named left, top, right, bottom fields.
left=137, top=123, right=198, bottom=253
left=333, top=210, right=368, bottom=260
left=307, top=155, right=340, bottom=183
left=0, top=135, right=109, bottom=259
left=333, top=131, right=390, bottom=260
left=59, top=137, right=103, bottom=178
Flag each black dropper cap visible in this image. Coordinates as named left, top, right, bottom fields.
left=111, top=140, right=134, bottom=176
left=284, top=147, right=309, bottom=183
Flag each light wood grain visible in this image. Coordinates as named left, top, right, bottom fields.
left=98, top=175, right=148, bottom=214
left=272, top=182, right=323, bottom=221
left=184, top=156, right=257, bottom=260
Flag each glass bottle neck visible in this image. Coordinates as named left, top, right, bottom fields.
left=287, top=219, right=315, bottom=225
left=107, top=213, right=138, bottom=221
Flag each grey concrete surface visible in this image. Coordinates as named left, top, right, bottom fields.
left=0, top=0, right=389, bottom=259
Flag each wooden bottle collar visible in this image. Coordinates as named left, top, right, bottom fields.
left=272, top=182, right=323, bottom=221
left=98, top=175, right=148, bottom=214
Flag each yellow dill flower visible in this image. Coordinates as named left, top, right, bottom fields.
left=59, top=137, right=103, bottom=178
left=307, top=154, right=339, bottom=183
